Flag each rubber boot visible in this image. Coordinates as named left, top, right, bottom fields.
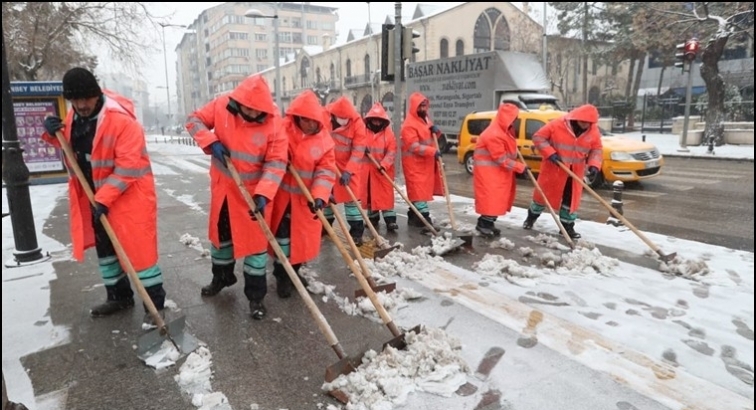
left=407, top=210, right=425, bottom=227
left=475, top=217, right=497, bottom=237
left=420, top=212, right=439, bottom=233
left=91, top=277, right=135, bottom=317
left=244, top=274, right=267, bottom=320
left=522, top=210, right=540, bottom=230
left=272, top=262, right=293, bottom=298
left=201, top=264, right=237, bottom=296
left=368, top=216, right=380, bottom=230
left=563, top=222, right=581, bottom=239
left=348, top=220, right=365, bottom=246
left=142, top=284, right=167, bottom=329
left=384, top=216, right=398, bottom=232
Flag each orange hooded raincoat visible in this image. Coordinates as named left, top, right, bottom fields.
left=271, top=90, right=336, bottom=264
left=41, top=90, right=159, bottom=270
left=532, top=104, right=603, bottom=213
left=185, top=75, right=288, bottom=258
left=400, top=92, right=444, bottom=202
left=360, top=102, right=396, bottom=210
left=474, top=103, right=526, bottom=216
left=325, top=96, right=367, bottom=203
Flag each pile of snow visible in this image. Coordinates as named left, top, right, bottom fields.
left=322, top=327, right=470, bottom=409
left=489, top=237, right=515, bottom=250
left=366, top=247, right=444, bottom=280
left=659, top=255, right=710, bottom=280
left=430, top=233, right=463, bottom=256
left=180, top=233, right=210, bottom=258
left=143, top=340, right=181, bottom=370
left=175, top=345, right=232, bottom=409
left=526, top=233, right=572, bottom=252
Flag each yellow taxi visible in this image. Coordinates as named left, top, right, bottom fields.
left=456, top=109, right=664, bottom=187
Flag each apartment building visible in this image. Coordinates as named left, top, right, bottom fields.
left=176, top=2, right=337, bottom=118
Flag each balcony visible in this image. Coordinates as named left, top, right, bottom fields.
left=314, top=79, right=340, bottom=92
left=344, top=74, right=371, bottom=89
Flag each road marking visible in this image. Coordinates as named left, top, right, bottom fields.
left=420, top=264, right=754, bottom=410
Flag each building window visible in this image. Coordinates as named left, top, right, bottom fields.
left=473, top=14, right=491, bottom=53
left=592, top=59, right=598, bottom=75
left=291, top=17, right=302, bottom=28
left=307, top=20, right=317, bottom=30
left=330, top=63, right=336, bottom=82
left=300, top=57, right=310, bottom=88
left=278, top=32, right=292, bottom=43
left=308, top=35, right=319, bottom=45
left=316, top=67, right=322, bottom=83
left=255, top=33, right=266, bottom=41
left=364, top=54, right=371, bottom=78
left=292, top=32, right=303, bottom=44
left=456, top=39, right=464, bottom=56
left=493, top=15, right=510, bottom=51
left=346, top=59, right=352, bottom=78
left=256, top=49, right=268, bottom=59
left=440, top=38, right=449, bottom=58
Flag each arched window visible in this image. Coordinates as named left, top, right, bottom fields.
left=473, top=14, right=491, bottom=53
left=316, top=67, right=322, bottom=84
left=456, top=39, right=464, bottom=56
left=364, top=54, right=371, bottom=81
left=300, top=57, right=310, bottom=88
left=440, top=38, right=449, bottom=58
left=346, top=59, right=352, bottom=78
left=330, top=62, right=335, bottom=83
left=493, top=15, right=511, bottom=51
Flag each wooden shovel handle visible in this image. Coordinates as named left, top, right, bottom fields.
left=432, top=136, right=457, bottom=230
left=54, top=132, right=167, bottom=333
left=225, top=159, right=342, bottom=354
left=332, top=167, right=388, bottom=248
left=288, top=165, right=401, bottom=337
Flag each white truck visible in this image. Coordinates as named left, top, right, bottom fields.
left=406, top=50, right=561, bottom=152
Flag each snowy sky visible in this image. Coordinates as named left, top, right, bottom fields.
left=2, top=134, right=753, bottom=409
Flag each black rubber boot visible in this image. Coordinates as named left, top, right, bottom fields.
left=368, top=216, right=380, bottom=230
left=90, top=277, right=135, bottom=317
left=249, top=300, right=267, bottom=320
left=142, top=286, right=166, bottom=329
left=201, top=264, right=237, bottom=296
left=407, top=210, right=425, bottom=227
left=563, top=222, right=581, bottom=239
left=384, top=216, right=398, bottom=232
left=273, top=262, right=293, bottom=298
left=348, top=220, right=365, bottom=246
left=522, top=210, right=540, bottom=230
left=243, top=274, right=267, bottom=304
left=475, top=217, right=497, bottom=237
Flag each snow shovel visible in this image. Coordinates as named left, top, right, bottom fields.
left=290, top=165, right=422, bottom=351
left=432, top=136, right=474, bottom=246
left=226, top=160, right=362, bottom=399
left=331, top=168, right=399, bottom=298
left=365, top=152, right=467, bottom=254
left=555, top=160, right=677, bottom=262
left=54, top=131, right=197, bottom=358
left=516, top=150, right=576, bottom=249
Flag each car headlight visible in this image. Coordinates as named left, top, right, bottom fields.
left=610, top=151, right=634, bottom=161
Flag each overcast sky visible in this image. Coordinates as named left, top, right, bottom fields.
left=133, top=2, right=474, bottom=105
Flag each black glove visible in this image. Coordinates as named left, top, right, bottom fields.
left=339, top=171, right=352, bottom=186
left=587, top=166, right=599, bottom=179
left=434, top=150, right=442, bottom=159
left=548, top=153, right=562, bottom=164
left=44, top=116, right=63, bottom=135
left=308, top=198, right=326, bottom=218
left=249, top=195, right=268, bottom=220
left=92, top=202, right=108, bottom=220
left=210, top=141, right=230, bottom=167
left=376, top=163, right=387, bottom=173
left=328, top=194, right=337, bottom=205
left=517, top=165, right=530, bottom=175
left=430, top=125, right=440, bottom=135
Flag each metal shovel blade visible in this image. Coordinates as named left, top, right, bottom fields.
left=354, top=282, right=397, bottom=299
left=659, top=251, right=678, bottom=263
left=382, top=324, right=423, bottom=351
left=324, top=350, right=366, bottom=404
left=426, top=235, right=468, bottom=256
left=137, top=315, right=199, bottom=360
left=373, top=243, right=401, bottom=260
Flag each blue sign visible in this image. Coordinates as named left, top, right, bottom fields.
left=10, top=81, right=64, bottom=97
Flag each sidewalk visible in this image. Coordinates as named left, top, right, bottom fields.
left=617, top=130, right=754, bottom=161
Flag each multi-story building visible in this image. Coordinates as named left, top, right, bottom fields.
left=176, top=2, right=338, bottom=119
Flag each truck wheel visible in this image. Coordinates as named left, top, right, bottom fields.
left=464, top=152, right=474, bottom=175
left=438, top=135, right=451, bottom=154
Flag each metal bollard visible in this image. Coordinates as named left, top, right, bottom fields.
left=606, top=180, right=624, bottom=227
left=642, top=134, right=646, bottom=142
left=707, top=135, right=715, bottom=155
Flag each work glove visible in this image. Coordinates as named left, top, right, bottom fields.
left=434, top=150, right=442, bottom=159
left=517, top=165, right=530, bottom=175
left=249, top=195, right=268, bottom=220
left=308, top=198, right=326, bottom=218
left=376, top=163, right=387, bottom=173
left=587, top=166, right=599, bottom=179
left=430, top=125, right=440, bottom=136
left=328, top=194, right=337, bottom=205
left=92, top=202, right=109, bottom=221
left=339, top=171, right=352, bottom=186
left=44, top=116, right=63, bottom=135
left=210, top=141, right=230, bottom=167
left=548, top=153, right=562, bottom=164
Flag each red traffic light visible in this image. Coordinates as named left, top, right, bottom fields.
left=684, top=38, right=699, bottom=60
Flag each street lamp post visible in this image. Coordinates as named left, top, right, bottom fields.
left=246, top=7, right=283, bottom=115
left=158, top=22, right=186, bottom=125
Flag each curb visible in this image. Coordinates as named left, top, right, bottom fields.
left=661, top=153, right=754, bottom=162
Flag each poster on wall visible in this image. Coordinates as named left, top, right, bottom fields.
left=10, top=81, right=66, bottom=174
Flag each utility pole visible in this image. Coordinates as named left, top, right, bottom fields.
left=542, top=3, right=548, bottom=75
left=1, top=33, right=45, bottom=266
left=367, top=2, right=376, bottom=105
left=392, top=2, right=403, bottom=180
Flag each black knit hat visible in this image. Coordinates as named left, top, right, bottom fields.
left=62, top=67, right=102, bottom=100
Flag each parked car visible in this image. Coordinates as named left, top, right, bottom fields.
left=456, top=108, right=664, bottom=187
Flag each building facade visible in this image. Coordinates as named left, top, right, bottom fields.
left=176, top=1, right=337, bottom=118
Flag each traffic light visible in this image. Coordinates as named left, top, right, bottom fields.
left=674, top=42, right=687, bottom=72
left=380, top=24, right=396, bottom=81
left=401, top=27, right=420, bottom=61
left=674, top=37, right=700, bottom=73
left=684, top=38, right=700, bottom=60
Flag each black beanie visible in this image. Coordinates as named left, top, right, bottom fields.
left=62, top=67, right=102, bottom=100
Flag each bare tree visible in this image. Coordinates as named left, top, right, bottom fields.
left=2, top=2, right=167, bottom=81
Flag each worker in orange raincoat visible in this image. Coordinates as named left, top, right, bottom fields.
left=473, top=103, right=528, bottom=237
left=523, top=104, right=603, bottom=239
left=400, top=92, right=444, bottom=229
left=41, top=67, right=167, bottom=327
left=270, top=90, right=336, bottom=298
left=324, top=97, right=368, bottom=245
left=186, top=75, right=287, bottom=320
left=361, top=102, right=398, bottom=232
